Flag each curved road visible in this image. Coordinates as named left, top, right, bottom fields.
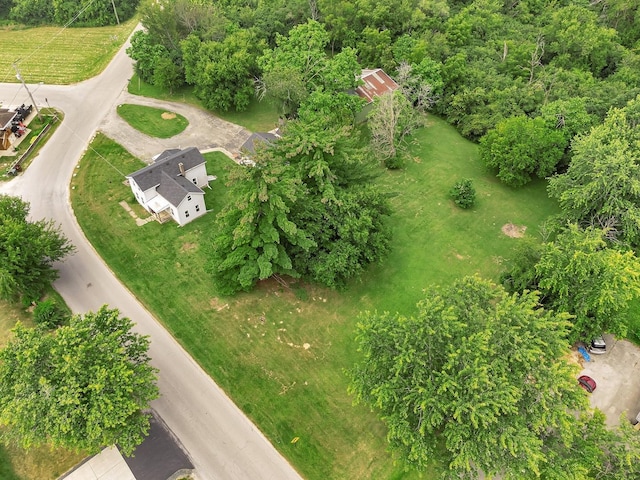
left=0, top=32, right=302, bottom=480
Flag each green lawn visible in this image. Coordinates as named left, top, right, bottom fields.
left=117, top=104, right=189, bottom=138
left=71, top=120, right=558, bottom=479
left=127, top=73, right=280, bottom=132
left=0, top=20, right=136, bottom=84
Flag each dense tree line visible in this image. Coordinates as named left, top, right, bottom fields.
left=1, top=0, right=138, bottom=26
left=130, top=0, right=639, bottom=131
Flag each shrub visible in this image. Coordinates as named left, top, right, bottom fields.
left=449, top=179, right=476, bottom=209
left=384, top=155, right=405, bottom=170
left=33, top=299, right=68, bottom=329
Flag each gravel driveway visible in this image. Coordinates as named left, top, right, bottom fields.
left=99, top=91, right=253, bottom=162
left=579, top=335, right=640, bottom=427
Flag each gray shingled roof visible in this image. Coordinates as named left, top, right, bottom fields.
left=156, top=171, right=203, bottom=207
left=241, top=132, right=278, bottom=154
left=128, top=147, right=205, bottom=192
left=0, top=108, right=17, bottom=130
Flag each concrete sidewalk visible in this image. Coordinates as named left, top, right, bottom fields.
left=61, top=447, right=135, bottom=480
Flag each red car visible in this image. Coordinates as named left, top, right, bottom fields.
left=578, top=375, right=597, bottom=393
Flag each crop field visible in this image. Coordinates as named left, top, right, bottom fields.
left=0, top=19, right=136, bottom=85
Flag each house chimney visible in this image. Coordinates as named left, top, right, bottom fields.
left=178, top=162, right=185, bottom=176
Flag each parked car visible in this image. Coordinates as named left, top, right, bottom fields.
left=578, top=375, right=597, bottom=393
left=589, top=336, right=607, bottom=355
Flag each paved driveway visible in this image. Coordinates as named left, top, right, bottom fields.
left=62, top=447, right=135, bottom=480
left=99, top=91, right=253, bottom=161
left=579, top=335, right=640, bottom=427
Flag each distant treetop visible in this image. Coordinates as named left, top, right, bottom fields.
left=6, top=0, right=139, bottom=27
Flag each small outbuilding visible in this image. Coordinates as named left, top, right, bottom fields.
left=126, top=147, right=210, bottom=226
left=355, top=69, right=400, bottom=104
left=239, top=131, right=280, bottom=165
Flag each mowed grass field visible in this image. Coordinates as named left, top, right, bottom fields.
left=70, top=119, right=558, bottom=479
left=0, top=19, right=136, bottom=85
left=117, top=104, right=189, bottom=138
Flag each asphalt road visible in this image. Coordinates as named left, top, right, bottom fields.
left=0, top=32, right=302, bottom=480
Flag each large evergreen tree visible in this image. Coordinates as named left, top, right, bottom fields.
left=206, top=149, right=315, bottom=295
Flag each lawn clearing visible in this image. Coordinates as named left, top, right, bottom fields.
left=349, top=115, right=560, bottom=314
left=0, top=19, right=136, bottom=85
left=127, top=74, right=280, bottom=132
left=117, top=104, right=189, bottom=138
left=72, top=120, right=558, bottom=479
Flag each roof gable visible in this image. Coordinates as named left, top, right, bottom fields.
left=156, top=171, right=204, bottom=207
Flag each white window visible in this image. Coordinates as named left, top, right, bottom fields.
left=195, top=205, right=200, bottom=212
left=185, top=211, right=190, bottom=218
left=192, top=178, right=197, bottom=184
left=187, top=195, right=191, bottom=201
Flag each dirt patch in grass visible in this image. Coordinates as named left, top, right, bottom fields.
left=180, top=242, right=197, bottom=252
left=161, top=112, right=177, bottom=120
left=501, top=223, right=527, bottom=238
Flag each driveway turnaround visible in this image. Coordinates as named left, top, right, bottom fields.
left=0, top=26, right=301, bottom=480
left=100, top=91, right=253, bottom=160
left=579, top=335, right=640, bottom=427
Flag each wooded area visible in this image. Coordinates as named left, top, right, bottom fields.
left=2, top=1, right=639, bottom=477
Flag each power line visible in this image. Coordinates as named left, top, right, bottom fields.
left=15, top=0, right=99, bottom=67
left=1, top=0, right=100, bottom=83
left=42, top=98, right=127, bottom=178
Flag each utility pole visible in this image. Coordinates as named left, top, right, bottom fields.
left=110, top=0, right=120, bottom=25
left=13, top=63, right=42, bottom=121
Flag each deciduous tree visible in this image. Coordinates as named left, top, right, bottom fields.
left=290, top=186, right=391, bottom=288
left=367, top=90, right=423, bottom=166
left=127, top=30, right=170, bottom=84
left=548, top=96, right=640, bottom=245
left=181, top=30, right=265, bottom=111
left=0, top=306, right=159, bottom=455
left=258, top=19, right=360, bottom=115
left=480, top=115, right=565, bottom=187
left=350, top=276, right=586, bottom=478
left=535, top=224, right=640, bottom=342
left=0, top=195, right=74, bottom=303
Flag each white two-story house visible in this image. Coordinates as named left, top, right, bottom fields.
left=126, top=147, right=210, bottom=226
